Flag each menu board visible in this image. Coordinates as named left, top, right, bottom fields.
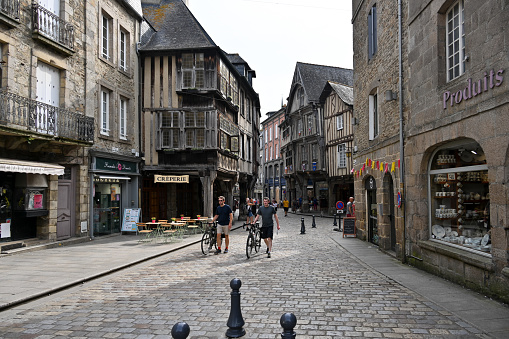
left=121, top=208, right=141, bottom=232
left=343, top=217, right=356, bottom=238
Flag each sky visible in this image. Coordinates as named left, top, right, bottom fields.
left=187, top=0, right=353, bottom=119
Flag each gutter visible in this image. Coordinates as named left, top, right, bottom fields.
left=398, top=0, right=407, bottom=261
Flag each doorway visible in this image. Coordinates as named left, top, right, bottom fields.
left=366, top=176, right=378, bottom=245
left=57, top=167, right=74, bottom=240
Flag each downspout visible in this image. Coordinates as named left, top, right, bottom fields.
left=398, top=0, right=407, bottom=261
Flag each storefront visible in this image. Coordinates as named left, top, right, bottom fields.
left=428, top=140, right=490, bottom=256
left=89, top=154, right=140, bottom=237
left=0, top=158, right=64, bottom=241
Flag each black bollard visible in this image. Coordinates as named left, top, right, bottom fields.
left=280, top=313, right=297, bottom=339
left=333, top=213, right=337, bottom=227
left=311, top=215, right=316, bottom=228
left=226, top=278, right=246, bottom=338
left=300, top=217, right=305, bottom=234
left=171, top=322, right=190, bottom=339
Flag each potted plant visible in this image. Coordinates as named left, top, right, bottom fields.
left=151, top=217, right=156, bottom=223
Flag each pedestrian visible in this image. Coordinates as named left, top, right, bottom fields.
left=253, top=197, right=280, bottom=258
left=245, top=197, right=254, bottom=224
left=272, top=199, right=278, bottom=212
left=313, top=197, right=318, bottom=210
left=233, top=198, right=237, bottom=216
left=346, top=197, right=355, bottom=217
left=212, top=196, right=233, bottom=254
left=283, top=197, right=290, bottom=217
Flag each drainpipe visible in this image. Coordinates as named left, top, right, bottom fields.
left=398, top=0, right=407, bottom=261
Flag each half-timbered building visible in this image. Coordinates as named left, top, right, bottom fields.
left=139, top=0, right=260, bottom=219
left=280, top=62, right=353, bottom=213
left=319, top=81, right=354, bottom=214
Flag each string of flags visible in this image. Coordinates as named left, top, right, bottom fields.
left=350, top=158, right=401, bottom=178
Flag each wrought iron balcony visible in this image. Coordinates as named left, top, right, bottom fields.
left=0, top=0, right=20, bottom=26
left=32, top=2, right=74, bottom=54
left=0, top=90, right=94, bottom=143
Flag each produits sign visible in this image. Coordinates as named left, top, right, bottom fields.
left=154, top=175, right=189, bottom=183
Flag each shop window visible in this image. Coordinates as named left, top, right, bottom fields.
left=428, top=140, right=490, bottom=255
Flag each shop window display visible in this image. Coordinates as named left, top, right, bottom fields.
left=429, top=142, right=490, bottom=255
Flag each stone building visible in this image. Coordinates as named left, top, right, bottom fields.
left=352, top=0, right=509, bottom=302
left=0, top=0, right=93, bottom=244
left=261, top=107, right=286, bottom=203
left=86, top=0, right=143, bottom=237
left=138, top=0, right=260, bottom=219
left=280, top=62, right=353, bottom=213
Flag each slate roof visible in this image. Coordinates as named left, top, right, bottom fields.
left=296, top=62, right=353, bottom=103
left=325, top=81, right=354, bottom=106
left=140, top=0, right=217, bottom=51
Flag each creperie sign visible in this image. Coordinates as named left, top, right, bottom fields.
left=443, top=69, right=504, bottom=109
left=154, top=175, right=189, bottom=183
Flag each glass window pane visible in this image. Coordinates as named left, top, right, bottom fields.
left=196, top=129, right=205, bottom=147
left=172, top=130, right=179, bottom=147
left=183, top=71, right=192, bottom=88
left=185, top=113, right=195, bottom=127
left=182, top=53, right=193, bottom=68
left=196, top=112, right=205, bottom=127
left=195, top=70, right=204, bottom=88
left=195, top=53, right=204, bottom=69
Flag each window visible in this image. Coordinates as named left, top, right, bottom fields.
left=336, top=114, right=344, bottom=130
left=307, top=115, right=314, bottom=135
left=246, top=98, right=251, bottom=122
left=297, top=119, right=303, bottom=136
left=0, top=44, right=5, bottom=88
left=446, top=0, right=465, bottom=81
left=265, top=129, right=268, bottom=144
left=36, top=61, right=60, bottom=134
left=368, top=4, right=377, bottom=59
left=269, top=146, right=272, bottom=160
left=275, top=123, right=278, bottom=139
left=185, top=111, right=206, bottom=148
left=247, top=136, right=251, bottom=161
left=100, top=89, right=110, bottom=135
left=240, top=133, right=245, bottom=159
left=337, top=144, right=346, bottom=168
left=297, top=87, right=304, bottom=107
left=369, top=92, right=378, bottom=140
left=161, top=111, right=180, bottom=148
left=269, top=127, right=272, bottom=141
left=119, top=97, right=127, bottom=139
left=275, top=144, right=278, bottom=159
left=119, top=29, right=129, bottom=72
left=182, top=53, right=204, bottom=89
left=240, top=90, right=245, bottom=117
left=101, top=13, right=112, bottom=60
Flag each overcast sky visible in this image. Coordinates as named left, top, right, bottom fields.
left=187, top=0, right=353, bottom=119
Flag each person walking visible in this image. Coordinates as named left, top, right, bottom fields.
left=282, top=197, right=290, bottom=217
left=245, top=197, right=254, bottom=224
left=346, top=197, right=355, bottom=217
left=253, top=197, right=280, bottom=258
left=212, top=196, right=233, bottom=254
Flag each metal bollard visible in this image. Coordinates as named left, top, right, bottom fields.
left=280, top=313, right=297, bottom=339
left=226, top=278, right=246, bottom=338
left=171, top=322, right=190, bottom=339
left=333, top=213, right=337, bottom=227
left=300, top=217, right=305, bottom=234
left=311, top=215, right=316, bottom=228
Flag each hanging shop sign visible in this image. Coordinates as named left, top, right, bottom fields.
left=96, top=158, right=137, bottom=173
left=154, top=175, right=189, bottom=183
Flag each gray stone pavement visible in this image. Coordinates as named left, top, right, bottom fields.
left=0, top=213, right=507, bottom=338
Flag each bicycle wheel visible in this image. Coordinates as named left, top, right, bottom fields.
left=201, top=231, right=213, bottom=255
left=254, top=230, right=262, bottom=253
left=246, top=233, right=255, bottom=259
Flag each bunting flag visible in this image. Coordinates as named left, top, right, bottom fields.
left=351, top=168, right=354, bottom=173
left=368, top=159, right=372, bottom=167
left=362, top=164, right=365, bottom=172
left=372, top=160, right=375, bottom=169
left=398, top=159, right=401, bottom=168
left=385, top=163, right=389, bottom=173
left=366, top=158, right=369, bottom=166
left=380, top=162, right=384, bottom=172
left=376, top=161, right=380, bottom=169
left=391, top=162, right=395, bottom=172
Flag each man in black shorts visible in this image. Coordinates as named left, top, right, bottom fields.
left=253, top=197, right=280, bottom=258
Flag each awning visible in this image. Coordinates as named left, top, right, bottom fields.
left=0, top=158, right=65, bottom=176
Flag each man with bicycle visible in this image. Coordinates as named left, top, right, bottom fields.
left=212, top=196, right=233, bottom=254
left=253, top=197, right=280, bottom=258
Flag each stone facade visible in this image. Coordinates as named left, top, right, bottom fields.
left=261, top=107, right=285, bottom=202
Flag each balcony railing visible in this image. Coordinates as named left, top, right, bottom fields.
left=0, top=90, right=94, bottom=143
left=0, top=0, right=19, bottom=21
left=32, top=2, right=74, bottom=52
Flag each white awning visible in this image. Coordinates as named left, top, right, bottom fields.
left=0, top=158, right=65, bottom=176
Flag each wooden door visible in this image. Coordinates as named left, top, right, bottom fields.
left=57, top=181, right=72, bottom=239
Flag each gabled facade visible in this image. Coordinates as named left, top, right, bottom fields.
left=0, top=0, right=93, bottom=243
left=139, top=0, right=260, bottom=219
left=319, top=81, right=354, bottom=214
left=261, top=107, right=286, bottom=202
left=280, top=62, right=353, bottom=213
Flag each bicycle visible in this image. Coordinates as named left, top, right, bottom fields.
left=244, top=222, right=261, bottom=259
left=201, top=221, right=218, bottom=255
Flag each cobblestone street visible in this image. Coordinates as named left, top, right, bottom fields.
left=0, top=214, right=493, bottom=338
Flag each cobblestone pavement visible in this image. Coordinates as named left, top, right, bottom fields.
left=0, top=215, right=489, bottom=338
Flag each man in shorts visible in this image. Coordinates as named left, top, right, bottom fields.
left=212, top=196, right=233, bottom=254
left=253, top=197, right=280, bottom=258
left=282, top=197, right=290, bottom=217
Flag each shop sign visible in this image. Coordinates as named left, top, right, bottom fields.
left=154, top=175, right=189, bottom=183
left=365, top=176, right=376, bottom=191
left=443, top=69, right=504, bottom=109
left=95, top=177, right=121, bottom=183
left=96, top=158, right=137, bottom=173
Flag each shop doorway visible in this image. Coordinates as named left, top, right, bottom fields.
left=366, top=176, right=379, bottom=245
left=57, top=167, right=74, bottom=240
left=142, top=179, right=167, bottom=222
left=93, top=181, right=122, bottom=235
left=383, top=173, right=396, bottom=251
